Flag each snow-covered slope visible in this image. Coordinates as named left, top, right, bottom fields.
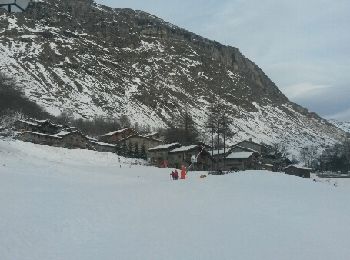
left=329, top=119, right=350, bottom=133
left=1, top=139, right=350, bottom=260
left=0, top=0, right=345, bottom=152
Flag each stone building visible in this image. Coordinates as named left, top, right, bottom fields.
left=14, top=119, right=63, bottom=135
left=234, top=139, right=266, bottom=154
left=168, top=145, right=213, bottom=171
left=99, top=128, right=137, bottom=144
left=90, top=141, right=116, bottom=153
left=56, top=131, right=91, bottom=149
left=17, top=131, right=61, bottom=146
left=148, top=143, right=181, bottom=167
left=222, top=151, right=260, bottom=171
left=117, top=135, right=164, bottom=158
left=284, top=165, right=311, bottom=178
left=17, top=130, right=91, bottom=149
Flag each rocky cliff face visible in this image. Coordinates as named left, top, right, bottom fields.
left=0, top=0, right=345, bottom=152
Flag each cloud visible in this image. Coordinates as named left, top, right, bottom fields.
left=326, top=108, right=350, bottom=121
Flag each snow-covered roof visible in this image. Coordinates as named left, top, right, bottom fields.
left=232, top=145, right=258, bottom=153
left=226, top=152, right=254, bottom=159
left=91, top=141, right=116, bottom=148
left=54, top=131, right=71, bottom=137
left=170, top=145, right=199, bottom=153
left=33, top=119, right=49, bottom=124
left=20, top=131, right=62, bottom=139
left=102, top=128, right=132, bottom=136
left=236, top=140, right=264, bottom=148
left=18, top=120, right=38, bottom=126
left=144, top=132, right=159, bottom=137
left=148, top=142, right=180, bottom=151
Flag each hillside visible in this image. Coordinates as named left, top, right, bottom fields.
left=1, top=139, right=350, bottom=260
left=0, top=0, right=345, bottom=151
left=329, top=119, right=350, bottom=133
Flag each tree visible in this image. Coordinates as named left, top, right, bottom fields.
left=127, top=142, right=134, bottom=158
left=121, top=141, right=128, bottom=157
left=300, top=145, right=318, bottom=168
left=165, top=110, right=198, bottom=145
left=0, top=73, right=49, bottom=119
left=270, top=142, right=290, bottom=158
left=205, top=98, right=235, bottom=170
left=140, top=144, right=147, bottom=160
left=119, top=115, right=131, bottom=128
left=134, top=142, right=139, bottom=158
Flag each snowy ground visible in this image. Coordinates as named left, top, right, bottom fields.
left=1, top=140, right=350, bottom=260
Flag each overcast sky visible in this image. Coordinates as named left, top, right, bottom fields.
left=96, top=0, right=350, bottom=121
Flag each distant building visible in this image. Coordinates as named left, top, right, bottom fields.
left=143, top=132, right=165, bottom=142
left=168, top=145, right=213, bottom=170
left=14, top=119, right=63, bottom=135
left=148, top=143, right=182, bottom=167
left=223, top=151, right=260, bottom=171
left=99, top=128, right=137, bottom=144
left=117, top=135, right=164, bottom=158
left=90, top=141, right=116, bottom=153
left=284, top=165, right=311, bottom=178
left=17, top=130, right=91, bottom=149
left=234, top=138, right=266, bottom=154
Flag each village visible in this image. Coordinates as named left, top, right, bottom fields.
left=12, top=118, right=311, bottom=179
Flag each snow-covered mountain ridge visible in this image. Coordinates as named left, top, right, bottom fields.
left=0, top=0, right=345, bottom=151
left=329, top=120, right=350, bottom=133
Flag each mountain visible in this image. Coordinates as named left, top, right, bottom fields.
left=0, top=0, right=345, bottom=152
left=329, top=120, right=350, bottom=133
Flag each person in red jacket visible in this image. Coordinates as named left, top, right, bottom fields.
left=180, top=165, right=187, bottom=179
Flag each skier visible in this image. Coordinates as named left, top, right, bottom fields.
left=180, top=165, right=187, bottom=179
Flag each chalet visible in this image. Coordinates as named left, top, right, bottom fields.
left=143, top=132, right=165, bottom=141
left=223, top=151, right=260, bottom=171
left=284, top=165, right=311, bottom=178
left=14, top=119, right=63, bottom=135
left=234, top=138, right=266, bottom=154
left=17, top=130, right=91, bottom=149
left=17, top=131, right=61, bottom=146
left=262, top=164, right=274, bottom=171
left=117, top=134, right=164, bottom=158
left=148, top=143, right=181, bottom=167
left=56, top=131, right=91, bottom=149
left=99, top=128, right=137, bottom=144
left=90, top=141, right=116, bottom=153
left=210, top=148, right=232, bottom=168
left=168, top=145, right=213, bottom=171
left=230, top=145, right=257, bottom=153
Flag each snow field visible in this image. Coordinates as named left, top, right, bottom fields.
left=1, top=140, right=350, bottom=260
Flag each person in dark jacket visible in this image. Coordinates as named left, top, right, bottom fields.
left=174, top=169, right=179, bottom=180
